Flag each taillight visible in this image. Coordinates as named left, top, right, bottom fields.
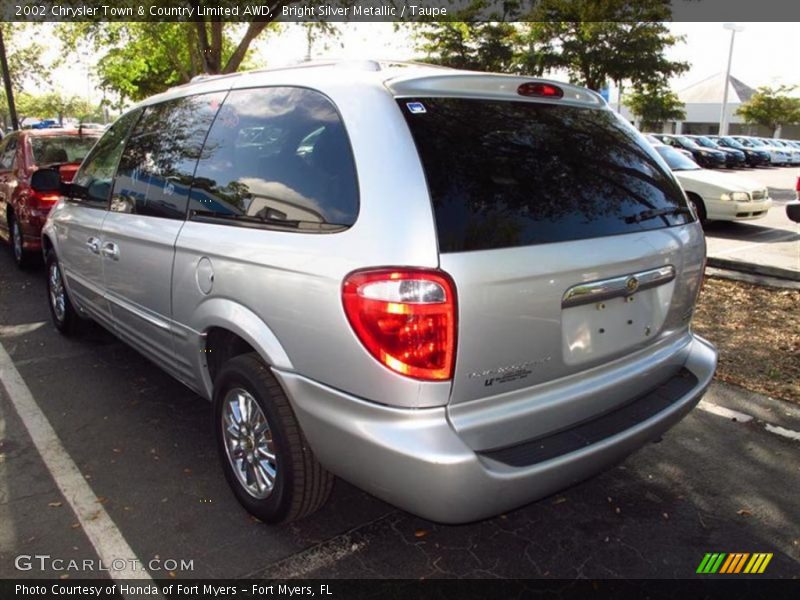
left=342, top=269, right=456, bottom=381
left=795, top=177, right=799, bottom=193
left=517, top=82, right=563, bottom=98
left=31, top=190, right=60, bottom=209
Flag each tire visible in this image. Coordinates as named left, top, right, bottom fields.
left=9, top=214, right=30, bottom=269
left=214, top=353, right=333, bottom=524
left=687, top=194, right=707, bottom=225
left=46, top=249, right=83, bottom=336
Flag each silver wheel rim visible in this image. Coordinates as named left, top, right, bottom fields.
left=12, top=221, right=22, bottom=262
left=48, top=261, right=66, bottom=323
left=222, top=388, right=277, bottom=499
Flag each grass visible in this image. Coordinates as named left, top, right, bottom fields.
left=692, top=277, right=799, bottom=403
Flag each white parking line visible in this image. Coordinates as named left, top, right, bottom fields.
left=697, top=400, right=754, bottom=422
left=698, top=400, right=800, bottom=442
left=0, top=340, right=152, bottom=583
left=765, top=423, right=800, bottom=442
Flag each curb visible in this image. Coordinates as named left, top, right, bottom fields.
left=706, top=257, right=800, bottom=282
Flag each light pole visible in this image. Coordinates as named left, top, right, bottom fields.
left=719, top=22, right=745, bottom=136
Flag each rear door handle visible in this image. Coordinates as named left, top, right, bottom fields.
left=86, top=237, right=100, bottom=254
left=101, top=241, right=119, bottom=261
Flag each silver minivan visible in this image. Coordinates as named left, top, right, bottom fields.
left=41, top=61, right=717, bottom=524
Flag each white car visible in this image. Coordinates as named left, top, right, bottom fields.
left=735, top=136, right=791, bottom=166
left=653, top=144, right=772, bottom=222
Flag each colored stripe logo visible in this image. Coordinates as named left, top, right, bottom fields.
left=697, top=552, right=773, bottom=574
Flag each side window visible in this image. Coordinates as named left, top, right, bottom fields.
left=189, top=87, right=358, bottom=230
left=0, top=136, right=18, bottom=170
left=72, top=110, right=143, bottom=208
left=110, top=93, right=224, bottom=220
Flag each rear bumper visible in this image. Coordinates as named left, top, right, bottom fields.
left=275, top=334, right=717, bottom=523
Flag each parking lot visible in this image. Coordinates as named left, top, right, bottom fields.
left=1, top=236, right=799, bottom=581
left=703, top=166, right=799, bottom=276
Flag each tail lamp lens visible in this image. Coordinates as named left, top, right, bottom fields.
left=342, top=269, right=456, bottom=381
left=31, top=190, right=61, bottom=208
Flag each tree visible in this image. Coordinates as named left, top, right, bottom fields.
left=625, top=83, right=685, bottom=131
left=736, top=85, right=800, bottom=137
left=58, top=20, right=268, bottom=103
left=0, top=23, right=52, bottom=129
left=415, top=22, right=517, bottom=72
left=518, top=0, right=688, bottom=91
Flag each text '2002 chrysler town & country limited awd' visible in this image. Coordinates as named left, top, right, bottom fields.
left=39, top=61, right=717, bottom=524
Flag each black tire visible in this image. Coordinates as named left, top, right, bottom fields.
left=687, top=194, right=707, bottom=225
left=214, top=353, right=333, bottom=524
left=9, top=213, right=31, bottom=269
left=45, top=249, right=83, bottom=336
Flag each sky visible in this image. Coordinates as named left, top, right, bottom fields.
left=30, top=22, right=800, bottom=106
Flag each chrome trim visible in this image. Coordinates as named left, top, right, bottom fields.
left=562, top=265, right=675, bottom=308
left=104, top=291, right=172, bottom=331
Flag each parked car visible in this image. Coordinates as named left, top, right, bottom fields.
left=688, top=135, right=745, bottom=168
left=0, top=128, right=100, bottom=267
left=41, top=62, right=717, bottom=524
left=758, top=138, right=797, bottom=166
left=643, top=133, right=695, bottom=160
left=652, top=143, right=772, bottom=223
left=734, top=136, right=790, bottom=166
left=710, top=135, right=770, bottom=167
left=788, top=176, right=800, bottom=222
left=772, top=140, right=800, bottom=165
left=654, top=134, right=726, bottom=168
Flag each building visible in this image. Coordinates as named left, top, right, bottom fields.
left=620, top=73, right=800, bottom=139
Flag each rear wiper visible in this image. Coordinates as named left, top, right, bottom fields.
left=625, top=206, right=692, bottom=224
left=191, top=210, right=301, bottom=228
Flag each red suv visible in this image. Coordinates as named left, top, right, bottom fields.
left=0, top=128, right=100, bottom=267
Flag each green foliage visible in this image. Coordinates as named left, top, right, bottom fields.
left=414, top=1, right=688, bottom=92
left=57, top=20, right=276, bottom=102
left=7, top=91, right=99, bottom=125
left=0, top=23, right=53, bottom=128
left=521, top=0, right=688, bottom=90
left=625, top=83, right=686, bottom=130
left=415, top=22, right=517, bottom=72
left=736, top=85, right=800, bottom=135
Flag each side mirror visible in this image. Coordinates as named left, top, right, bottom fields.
left=30, top=168, right=61, bottom=193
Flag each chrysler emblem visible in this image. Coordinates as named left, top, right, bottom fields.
left=626, top=276, right=639, bottom=293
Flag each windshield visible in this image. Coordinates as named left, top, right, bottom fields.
left=720, top=137, right=746, bottom=150
left=31, top=135, right=99, bottom=165
left=674, top=136, right=701, bottom=149
left=693, top=136, right=719, bottom=149
left=654, top=145, right=701, bottom=171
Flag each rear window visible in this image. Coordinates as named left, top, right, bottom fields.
left=399, top=98, right=691, bottom=252
left=31, top=135, right=99, bottom=165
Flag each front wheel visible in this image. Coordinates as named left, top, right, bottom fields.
left=687, top=195, right=707, bottom=225
left=214, top=353, right=333, bottom=523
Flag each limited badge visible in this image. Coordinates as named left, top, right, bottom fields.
left=406, top=102, right=427, bottom=114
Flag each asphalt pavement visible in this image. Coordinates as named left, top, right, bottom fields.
left=703, top=166, right=799, bottom=277
left=0, top=241, right=798, bottom=581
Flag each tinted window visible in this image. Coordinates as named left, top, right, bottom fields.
left=399, top=98, right=691, bottom=252
left=189, top=87, right=358, bottom=230
left=31, top=135, right=99, bottom=165
left=111, top=93, right=224, bottom=220
left=72, top=110, right=142, bottom=207
left=0, top=136, right=17, bottom=170
left=654, top=145, right=700, bottom=171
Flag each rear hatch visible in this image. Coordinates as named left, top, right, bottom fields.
left=392, top=76, right=704, bottom=408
